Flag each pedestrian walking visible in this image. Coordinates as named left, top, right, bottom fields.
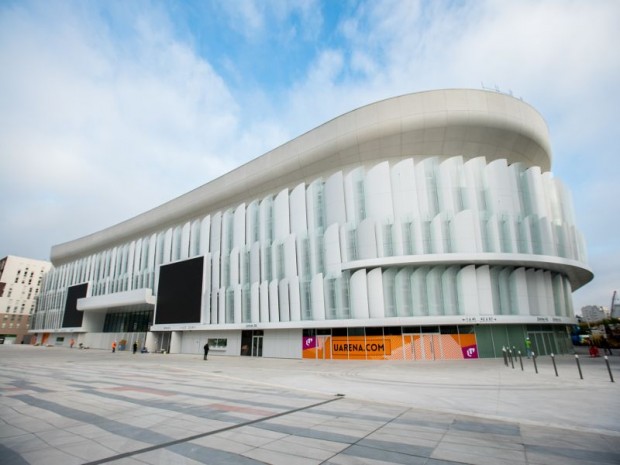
left=525, top=337, right=532, bottom=358
left=132, top=342, right=138, bottom=354
left=70, top=338, right=75, bottom=349
left=112, top=340, right=117, bottom=353
left=203, top=342, right=209, bottom=360
left=601, top=336, right=613, bottom=355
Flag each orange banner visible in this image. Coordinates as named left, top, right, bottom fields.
left=331, top=337, right=391, bottom=358
left=303, top=333, right=478, bottom=360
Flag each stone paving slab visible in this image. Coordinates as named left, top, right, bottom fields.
left=0, top=345, right=619, bottom=465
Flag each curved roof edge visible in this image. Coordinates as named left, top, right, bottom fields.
left=52, top=88, right=552, bottom=265
left=341, top=253, right=593, bottom=291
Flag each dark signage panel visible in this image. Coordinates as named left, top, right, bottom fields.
left=61, top=283, right=88, bottom=328
left=155, top=256, right=204, bottom=325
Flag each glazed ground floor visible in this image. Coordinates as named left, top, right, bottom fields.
left=33, top=323, right=572, bottom=361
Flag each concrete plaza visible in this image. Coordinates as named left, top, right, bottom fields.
left=0, top=344, right=618, bottom=465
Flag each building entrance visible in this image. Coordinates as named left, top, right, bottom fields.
left=528, top=331, right=559, bottom=356
left=402, top=333, right=442, bottom=360
left=419, top=333, right=441, bottom=360
left=317, top=335, right=330, bottom=359
left=251, top=335, right=263, bottom=357
left=241, top=330, right=263, bottom=357
left=158, top=332, right=171, bottom=353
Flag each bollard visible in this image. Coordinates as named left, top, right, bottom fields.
left=503, top=347, right=508, bottom=367
left=532, top=352, right=538, bottom=373
left=509, top=348, right=515, bottom=369
left=575, top=354, right=583, bottom=380
left=551, top=353, right=558, bottom=377
left=518, top=350, right=524, bottom=371
left=604, top=356, right=615, bottom=383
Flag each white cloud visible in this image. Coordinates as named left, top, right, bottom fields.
left=219, top=0, right=265, bottom=38
left=275, top=0, right=620, bottom=308
left=0, top=1, right=248, bottom=257
left=218, top=0, right=323, bottom=41
left=1, top=0, right=617, bottom=311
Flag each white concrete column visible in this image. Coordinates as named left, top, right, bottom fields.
left=170, top=331, right=183, bottom=354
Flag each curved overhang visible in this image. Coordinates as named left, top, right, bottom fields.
left=76, top=288, right=156, bottom=312
left=341, top=253, right=593, bottom=291
left=51, top=89, right=552, bottom=265
left=151, top=313, right=577, bottom=333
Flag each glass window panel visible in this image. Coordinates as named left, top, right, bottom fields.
left=365, top=327, right=383, bottom=336
left=440, top=325, right=459, bottom=334
left=457, top=325, right=475, bottom=334
left=384, top=326, right=402, bottom=335
left=420, top=325, right=439, bottom=333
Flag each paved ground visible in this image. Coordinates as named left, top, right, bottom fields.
left=0, top=345, right=618, bottom=465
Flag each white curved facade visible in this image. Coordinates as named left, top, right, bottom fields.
left=32, top=89, right=592, bottom=360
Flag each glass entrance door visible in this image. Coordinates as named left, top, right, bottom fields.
left=242, top=330, right=264, bottom=357
left=403, top=334, right=415, bottom=360
left=315, top=335, right=330, bottom=359
left=420, top=333, right=441, bottom=360
left=252, top=335, right=263, bottom=357
left=159, top=332, right=171, bottom=353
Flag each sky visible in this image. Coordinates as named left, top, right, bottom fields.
left=1, top=0, right=618, bottom=312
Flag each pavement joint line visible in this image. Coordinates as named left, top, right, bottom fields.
left=81, top=395, right=344, bottom=465
left=164, top=364, right=341, bottom=398
left=310, top=394, right=620, bottom=438
left=322, top=403, right=420, bottom=463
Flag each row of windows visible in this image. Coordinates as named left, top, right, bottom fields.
left=3, top=303, right=34, bottom=312
left=103, top=310, right=153, bottom=333
left=1, top=323, right=28, bottom=329
left=206, top=212, right=582, bottom=296
left=207, top=338, right=227, bottom=348
left=201, top=264, right=574, bottom=327
left=36, top=156, right=586, bottom=330
left=302, top=325, right=476, bottom=337
left=3, top=286, right=40, bottom=297
left=16, top=269, right=36, bottom=276
left=14, top=268, right=41, bottom=286
left=42, top=156, right=585, bottom=295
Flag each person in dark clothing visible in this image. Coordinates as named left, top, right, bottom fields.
left=203, top=342, right=209, bottom=360
left=601, top=337, right=613, bottom=355
left=132, top=342, right=138, bottom=354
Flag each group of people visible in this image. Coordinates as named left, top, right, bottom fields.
left=526, top=335, right=614, bottom=358
left=111, top=340, right=142, bottom=354
left=589, top=337, right=613, bottom=357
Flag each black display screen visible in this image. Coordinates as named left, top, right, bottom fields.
left=62, top=283, right=88, bottom=328
left=155, top=256, right=204, bottom=325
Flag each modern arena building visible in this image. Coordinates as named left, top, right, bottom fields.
left=31, top=89, right=593, bottom=361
